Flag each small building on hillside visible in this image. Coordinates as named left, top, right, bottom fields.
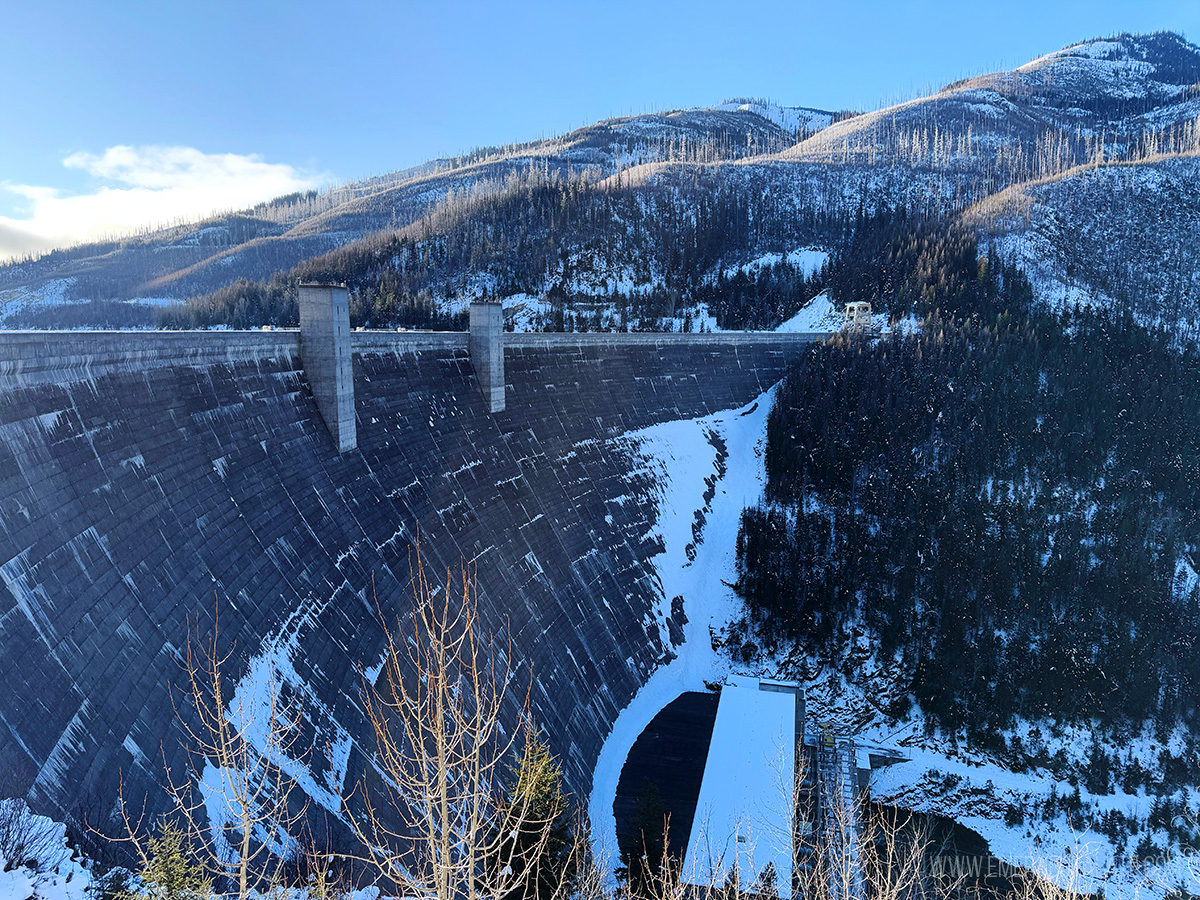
left=842, top=301, right=874, bottom=330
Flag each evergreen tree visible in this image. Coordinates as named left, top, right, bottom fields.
left=494, top=729, right=573, bottom=900
left=1086, top=741, right=1113, bottom=795
left=751, top=861, right=778, bottom=899
left=135, top=820, right=210, bottom=900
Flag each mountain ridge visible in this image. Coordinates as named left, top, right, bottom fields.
left=3, top=30, right=1199, bottom=333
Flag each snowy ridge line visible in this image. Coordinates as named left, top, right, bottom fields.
left=712, top=101, right=836, bottom=136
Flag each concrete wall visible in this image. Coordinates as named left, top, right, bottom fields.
left=0, top=327, right=825, bottom=824
left=0, top=331, right=299, bottom=388
left=469, top=302, right=505, bottom=412
left=299, top=285, right=356, bottom=452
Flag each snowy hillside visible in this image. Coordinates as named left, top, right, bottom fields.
left=0, top=107, right=797, bottom=322
left=1008, top=32, right=1200, bottom=109
left=6, top=31, right=1200, bottom=332
left=713, top=100, right=840, bottom=137
left=969, top=154, right=1200, bottom=328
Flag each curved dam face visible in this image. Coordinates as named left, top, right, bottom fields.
left=0, top=329, right=821, bottom=824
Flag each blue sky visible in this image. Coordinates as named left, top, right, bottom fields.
left=2, top=0, right=1198, bottom=258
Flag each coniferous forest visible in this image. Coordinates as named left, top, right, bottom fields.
left=734, top=217, right=1200, bottom=793
left=156, top=167, right=844, bottom=332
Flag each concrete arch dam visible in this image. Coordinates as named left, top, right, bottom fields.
left=0, top=327, right=824, bottom=823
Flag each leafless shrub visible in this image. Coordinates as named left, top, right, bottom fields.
left=0, top=797, right=66, bottom=873
left=111, top=605, right=309, bottom=900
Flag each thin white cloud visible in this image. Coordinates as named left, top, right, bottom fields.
left=0, top=145, right=329, bottom=261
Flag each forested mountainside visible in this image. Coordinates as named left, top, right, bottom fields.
left=5, top=32, right=1200, bottom=333
left=156, top=164, right=843, bottom=332
left=968, top=155, right=1200, bottom=334
left=0, top=105, right=813, bottom=326
left=784, top=32, right=1200, bottom=175
left=739, top=313, right=1200, bottom=744
left=728, top=213, right=1200, bottom=865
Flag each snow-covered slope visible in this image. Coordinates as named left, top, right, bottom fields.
left=10, top=32, right=1200, bottom=331
left=782, top=33, right=1200, bottom=188
left=590, top=386, right=778, bottom=872
left=1005, top=32, right=1200, bottom=111
left=968, top=154, right=1200, bottom=327
left=713, top=100, right=839, bottom=137
left=0, top=107, right=797, bottom=317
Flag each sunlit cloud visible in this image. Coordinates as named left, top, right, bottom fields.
left=0, top=145, right=329, bottom=261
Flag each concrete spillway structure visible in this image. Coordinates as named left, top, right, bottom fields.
left=0, top=325, right=825, bottom=824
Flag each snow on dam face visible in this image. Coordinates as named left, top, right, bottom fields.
left=0, top=329, right=822, bottom=823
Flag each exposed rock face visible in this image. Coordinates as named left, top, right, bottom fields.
left=0, top=331, right=819, bottom=821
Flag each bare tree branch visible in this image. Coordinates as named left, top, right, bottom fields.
left=342, top=541, right=557, bottom=900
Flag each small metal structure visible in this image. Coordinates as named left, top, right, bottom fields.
left=817, top=728, right=863, bottom=900
left=800, top=725, right=908, bottom=900
left=842, top=301, right=874, bottom=331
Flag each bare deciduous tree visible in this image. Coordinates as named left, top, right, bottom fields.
left=794, top=747, right=946, bottom=900
left=650, top=739, right=960, bottom=900
left=343, top=546, right=560, bottom=900
left=114, top=607, right=308, bottom=900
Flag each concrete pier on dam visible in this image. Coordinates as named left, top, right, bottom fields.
left=0, top=309, right=827, bottom=825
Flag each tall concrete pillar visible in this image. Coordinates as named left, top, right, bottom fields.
left=299, top=283, right=357, bottom=452
left=469, top=301, right=505, bottom=413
